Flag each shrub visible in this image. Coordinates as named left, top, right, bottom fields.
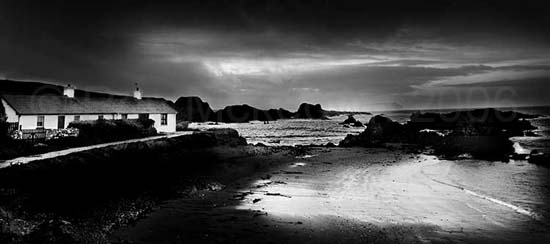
left=0, top=118, right=13, bottom=144
left=176, top=121, right=190, bottom=131
left=69, top=119, right=157, bottom=144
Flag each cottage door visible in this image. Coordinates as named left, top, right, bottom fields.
left=58, top=116, right=65, bottom=129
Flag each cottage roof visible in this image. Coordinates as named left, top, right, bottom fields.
left=1, top=94, right=176, bottom=115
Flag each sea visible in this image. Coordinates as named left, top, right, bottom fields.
left=188, top=106, right=550, bottom=154
left=189, top=106, right=550, bottom=223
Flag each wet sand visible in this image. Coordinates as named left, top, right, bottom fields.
left=111, top=147, right=550, bottom=243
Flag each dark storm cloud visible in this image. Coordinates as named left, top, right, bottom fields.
left=1, top=0, right=550, bottom=110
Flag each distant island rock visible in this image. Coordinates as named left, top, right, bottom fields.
left=340, top=115, right=364, bottom=127
left=294, top=103, right=327, bottom=120
left=213, top=104, right=293, bottom=123
left=173, top=97, right=343, bottom=123
left=174, top=96, right=215, bottom=122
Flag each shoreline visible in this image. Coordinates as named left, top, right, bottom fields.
left=1, top=127, right=548, bottom=243
left=111, top=147, right=550, bottom=243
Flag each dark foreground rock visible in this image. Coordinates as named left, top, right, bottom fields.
left=528, top=151, right=550, bottom=167
left=407, top=108, right=537, bottom=138
left=340, top=108, right=540, bottom=161
left=340, top=115, right=408, bottom=147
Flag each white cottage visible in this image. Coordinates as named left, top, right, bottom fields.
left=1, top=85, right=177, bottom=133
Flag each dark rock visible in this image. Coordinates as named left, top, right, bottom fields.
left=203, top=128, right=247, bottom=146
left=266, top=108, right=294, bottom=120
left=434, top=135, right=513, bottom=161
left=366, top=115, right=407, bottom=144
left=294, top=103, right=327, bottom=119
left=180, top=129, right=247, bottom=147
left=524, top=131, right=539, bottom=137
left=529, top=151, right=549, bottom=167
left=510, top=153, right=528, bottom=160
left=407, top=108, right=538, bottom=138
left=414, top=130, right=444, bottom=146
left=213, top=104, right=290, bottom=123
left=341, top=115, right=357, bottom=124
left=174, top=96, right=215, bottom=122
left=339, top=115, right=364, bottom=127
left=27, top=219, right=79, bottom=244
left=339, top=108, right=537, bottom=161
left=340, top=115, right=405, bottom=147
left=325, top=142, right=336, bottom=147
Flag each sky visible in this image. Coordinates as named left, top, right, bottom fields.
left=1, top=0, right=549, bottom=111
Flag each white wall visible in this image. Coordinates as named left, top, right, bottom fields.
left=166, top=113, right=176, bottom=132
left=19, top=113, right=176, bottom=132
left=20, top=114, right=98, bottom=129
left=149, top=113, right=176, bottom=133
left=44, top=115, right=58, bottom=129
left=19, top=115, right=37, bottom=130
left=1, top=98, right=19, bottom=123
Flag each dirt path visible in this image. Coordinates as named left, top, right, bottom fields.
left=0, top=132, right=192, bottom=169
left=111, top=147, right=550, bottom=244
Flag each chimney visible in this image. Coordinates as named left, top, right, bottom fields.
left=63, top=84, right=75, bottom=98
left=133, top=83, right=142, bottom=100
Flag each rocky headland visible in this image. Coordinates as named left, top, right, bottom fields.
left=173, top=96, right=369, bottom=123
left=340, top=108, right=544, bottom=163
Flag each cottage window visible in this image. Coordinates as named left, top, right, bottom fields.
left=121, top=114, right=128, bottom=120
left=161, top=114, right=168, bottom=125
left=139, top=114, right=149, bottom=120
left=98, top=115, right=104, bottom=120
left=37, top=115, right=44, bottom=128
left=74, top=115, right=80, bottom=122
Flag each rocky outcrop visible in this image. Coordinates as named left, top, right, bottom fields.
left=174, top=96, right=359, bottom=123
left=339, top=108, right=540, bottom=161
left=406, top=108, right=537, bottom=138
left=340, top=115, right=363, bottom=127
left=213, top=105, right=294, bottom=123
left=434, top=135, right=513, bottom=161
left=267, top=108, right=294, bottom=120
left=214, top=105, right=267, bottom=123
left=341, top=115, right=357, bottom=124
left=174, top=96, right=215, bottom=122
left=528, top=150, right=549, bottom=167
left=201, top=129, right=248, bottom=147
left=340, top=115, right=407, bottom=147
left=294, top=103, right=327, bottom=119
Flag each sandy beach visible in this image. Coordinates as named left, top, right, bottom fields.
left=110, top=147, right=550, bottom=244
